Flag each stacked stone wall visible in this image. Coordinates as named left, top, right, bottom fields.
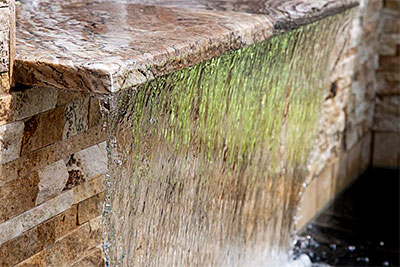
left=373, top=0, right=400, bottom=168
left=298, top=0, right=383, bottom=228
left=0, top=86, right=106, bottom=266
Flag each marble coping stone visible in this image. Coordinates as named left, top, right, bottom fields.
left=14, top=0, right=359, bottom=94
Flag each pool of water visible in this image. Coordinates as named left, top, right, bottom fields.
left=294, top=168, right=400, bottom=266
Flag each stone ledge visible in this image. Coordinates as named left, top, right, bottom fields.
left=14, top=0, right=358, bottom=94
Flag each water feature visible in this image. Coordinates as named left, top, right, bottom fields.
left=101, top=10, right=354, bottom=267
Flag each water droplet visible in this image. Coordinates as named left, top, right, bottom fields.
left=347, top=245, right=356, bottom=252
left=382, top=261, right=389, bottom=266
left=379, top=241, right=385, bottom=246
left=329, top=243, right=337, bottom=250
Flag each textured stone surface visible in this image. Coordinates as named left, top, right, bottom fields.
left=35, top=160, right=70, bottom=205
left=14, top=0, right=358, bottom=93
left=0, top=172, right=39, bottom=224
left=14, top=250, right=45, bottom=267
left=72, top=175, right=105, bottom=205
left=0, top=9, right=9, bottom=73
left=374, top=95, right=400, bottom=132
left=0, top=206, right=77, bottom=266
left=0, top=93, right=12, bottom=126
left=11, top=86, right=58, bottom=121
left=45, top=222, right=97, bottom=266
left=21, top=107, right=64, bottom=155
left=77, top=193, right=104, bottom=225
left=0, top=124, right=105, bottom=186
left=71, top=246, right=104, bottom=267
left=0, top=191, right=73, bottom=245
left=88, top=96, right=103, bottom=128
left=63, top=97, right=89, bottom=139
left=0, top=121, right=23, bottom=164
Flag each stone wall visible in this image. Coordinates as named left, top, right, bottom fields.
left=298, top=0, right=383, bottom=228
left=0, top=86, right=107, bottom=266
left=373, top=0, right=400, bottom=168
left=0, top=0, right=393, bottom=265
left=0, top=0, right=14, bottom=92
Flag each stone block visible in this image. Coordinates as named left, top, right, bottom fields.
left=11, top=86, right=58, bottom=121
left=346, top=140, right=362, bottom=183
left=53, top=205, right=78, bottom=239
left=14, top=250, right=45, bottom=267
left=0, top=206, right=76, bottom=266
left=332, top=152, right=348, bottom=195
left=0, top=125, right=105, bottom=186
left=0, top=218, right=55, bottom=267
left=89, top=96, right=103, bottom=128
left=0, top=172, right=39, bottom=224
left=56, top=89, right=87, bottom=107
left=63, top=97, right=89, bottom=139
left=298, top=176, right=318, bottom=229
left=373, top=132, right=400, bottom=168
left=0, top=29, right=9, bottom=73
left=0, top=72, right=9, bottom=94
left=21, top=107, right=65, bottom=155
left=0, top=93, right=12, bottom=126
left=0, top=121, right=23, bottom=164
left=374, top=95, right=400, bottom=132
left=316, top=165, right=334, bottom=212
left=35, top=160, right=70, bottom=205
left=71, top=247, right=104, bottom=267
left=73, top=175, right=105, bottom=205
left=45, top=223, right=95, bottom=267
left=0, top=191, right=73, bottom=245
left=77, top=193, right=105, bottom=225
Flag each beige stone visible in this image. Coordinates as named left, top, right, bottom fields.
left=53, top=206, right=78, bottom=239
left=0, top=172, right=39, bottom=224
left=11, top=86, right=58, bottom=121
left=374, top=95, right=400, bottom=132
left=35, top=160, right=70, bottom=205
left=373, top=132, right=400, bottom=168
left=89, top=96, right=103, bottom=128
left=0, top=121, right=23, bottom=164
left=73, top=175, right=105, bottom=204
left=0, top=190, right=72, bottom=245
left=316, top=165, right=334, bottom=212
left=63, top=97, right=89, bottom=139
left=0, top=29, right=9, bottom=73
left=71, top=247, right=104, bottom=267
left=361, top=132, right=372, bottom=171
left=75, top=143, right=108, bottom=180
left=78, top=193, right=104, bottom=225
left=0, top=124, right=106, bottom=186
left=0, top=93, right=12, bottom=126
left=56, top=88, right=87, bottom=107
left=14, top=250, right=45, bottom=267
left=45, top=223, right=93, bottom=267
left=297, top=177, right=318, bottom=229
left=21, top=107, right=65, bottom=155
left=346, top=140, right=362, bottom=184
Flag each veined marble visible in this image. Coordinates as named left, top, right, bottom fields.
left=15, top=0, right=359, bottom=94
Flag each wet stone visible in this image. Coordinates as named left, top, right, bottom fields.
left=63, top=97, right=89, bottom=139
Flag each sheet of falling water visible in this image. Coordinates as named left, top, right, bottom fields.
left=102, top=10, right=354, bottom=267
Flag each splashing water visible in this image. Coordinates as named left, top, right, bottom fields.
left=102, top=10, right=354, bottom=267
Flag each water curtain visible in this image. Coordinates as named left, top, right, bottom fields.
left=102, top=11, right=353, bottom=266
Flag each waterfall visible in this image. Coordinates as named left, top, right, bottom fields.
left=102, top=10, right=354, bottom=267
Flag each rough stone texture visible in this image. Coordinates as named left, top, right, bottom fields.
left=0, top=0, right=14, bottom=94
left=0, top=206, right=77, bottom=266
left=0, top=191, right=73, bottom=245
left=35, top=160, right=70, bottom=206
left=11, top=86, right=58, bottom=121
left=77, top=193, right=105, bottom=225
left=0, top=124, right=105, bottom=186
left=45, top=222, right=98, bottom=267
left=63, top=97, right=89, bottom=139
left=71, top=246, right=104, bottom=267
left=372, top=0, right=400, bottom=168
left=0, top=93, right=12, bottom=126
left=21, top=107, right=64, bottom=155
left=0, top=172, right=39, bottom=224
left=72, top=175, right=105, bottom=205
left=14, top=250, right=45, bottom=267
left=0, top=121, right=23, bottom=164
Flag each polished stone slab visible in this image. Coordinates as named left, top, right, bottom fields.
left=14, top=0, right=358, bottom=94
